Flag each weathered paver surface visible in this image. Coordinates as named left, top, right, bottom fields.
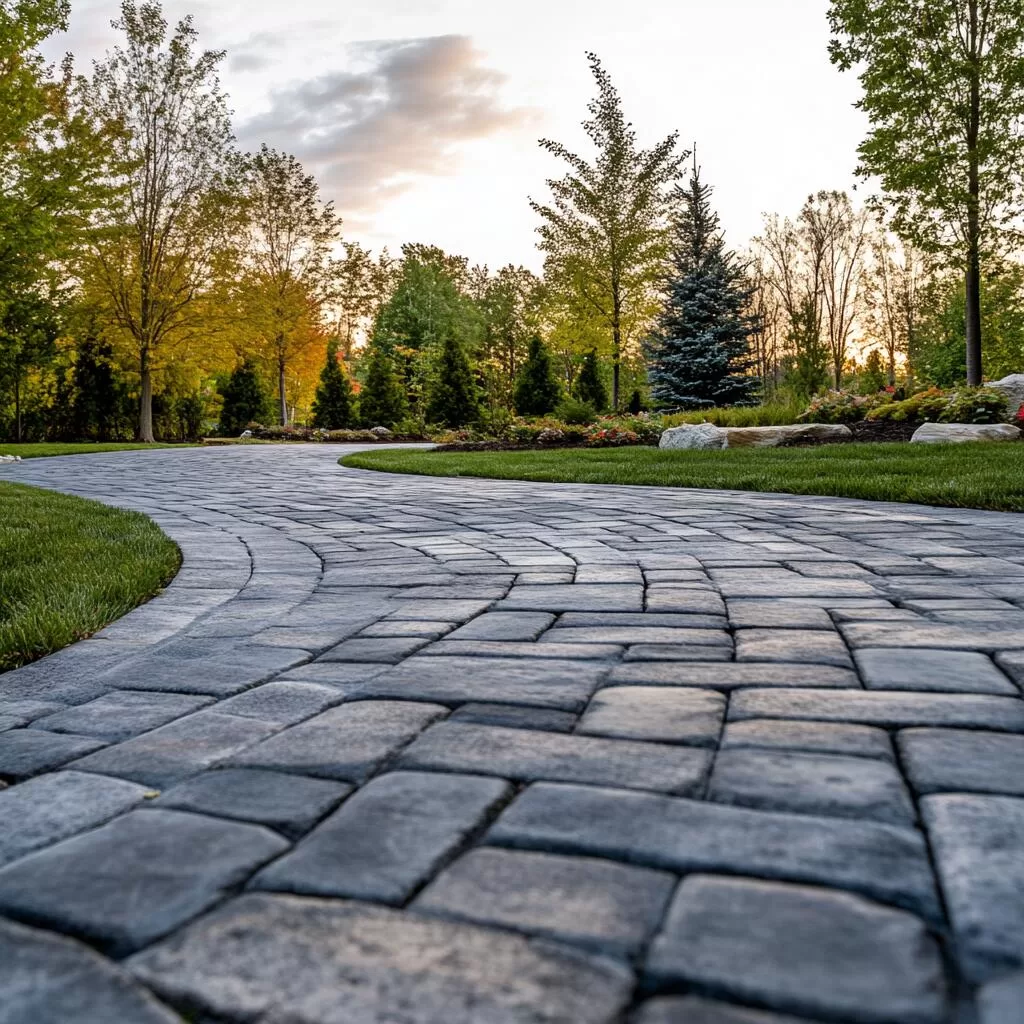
left=2, top=445, right=1024, bottom=1024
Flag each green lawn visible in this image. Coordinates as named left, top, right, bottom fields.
left=0, top=483, right=181, bottom=672
left=0, top=442, right=187, bottom=459
left=341, top=442, right=1024, bottom=512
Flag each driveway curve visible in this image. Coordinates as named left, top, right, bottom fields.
left=1, top=444, right=1023, bottom=1024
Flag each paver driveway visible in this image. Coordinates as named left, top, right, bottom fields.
left=2, top=445, right=1024, bottom=1024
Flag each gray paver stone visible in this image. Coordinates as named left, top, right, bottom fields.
left=608, top=662, right=859, bottom=690
left=214, top=681, right=345, bottom=725
left=978, top=971, right=1024, bottom=1024
left=29, top=690, right=213, bottom=741
left=855, top=648, right=1017, bottom=694
left=577, top=687, right=725, bottom=747
left=0, top=729, right=106, bottom=781
left=630, top=997, right=820, bottom=1024
left=899, top=729, right=1024, bottom=796
left=449, top=702, right=577, bottom=732
left=446, top=612, right=555, bottom=640
left=721, top=719, right=893, bottom=761
left=735, top=629, right=853, bottom=668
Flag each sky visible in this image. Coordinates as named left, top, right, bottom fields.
left=45, top=0, right=869, bottom=271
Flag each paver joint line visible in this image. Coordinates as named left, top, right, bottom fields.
left=2, top=443, right=1023, bottom=1024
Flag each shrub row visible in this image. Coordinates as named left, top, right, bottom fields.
left=800, top=387, right=1011, bottom=426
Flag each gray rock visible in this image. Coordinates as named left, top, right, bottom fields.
left=450, top=703, right=577, bottom=732
left=0, top=770, right=148, bottom=867
left=630, top=997, right=817, bottom=1024
left=899, top=729, right=1024, bottom=796
left=608, top=662, right=858, bottom=690
left=488, top=783, right=939, bottom=920
left=660, top=422, right=728, bottom=450
left=399, top=722, right=712, bottom=796
left=228, top=701, right=446, bottom=782
left=987, top=373, right=1024, bottom=413
left=128, top=893, right=634, bottom=1023
left=0, top=809, right=287, bottom=956
left=70, top=710, right=279, bottom=787
left=577, top=686, right=725, bottom=746
left=922, top=794, right=1024, bottom=981
left=722, top=423, right=853, bottom=448
left=156, top=768, right=351, bottom=838
left=0, top=729, right=107, bottom=781
left=855, top=648, right=1017, bottom=694
left=415, top=847, right=675, bottom=959
left=0, top=917, right=181, bottom=1024
left=708, top=749, right=915, bottom=826
left=253, top=771, right=510, bottom=902
left=645, top=875, right=947, bottom=1023
left=729, top=688, right=1024, bottom=731
left=978, top=971, right=1024, bottom=1024
left=735, top=629, right=852, bottom=668
left=215, top=681, right=345, bottom=725
left=29, top=690, right=213, bottom=741
left=911, top=422, right=1021, bottom=443
left=721, top=719, right=893, bottom=761
left=446, top=612, right=556, bottom=640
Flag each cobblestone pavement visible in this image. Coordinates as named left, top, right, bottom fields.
left=2, top=445, right=1024, bottom=1024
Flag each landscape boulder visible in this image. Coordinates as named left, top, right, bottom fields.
left=987, top=374, right=1024, bottom=416
left=0, top=454, right=22, bottom=463
left=911, top=422, right=1022, bottom=444
left=659, top=423, right=728, bottom=450
left=723, top=423, right=853, bottom=448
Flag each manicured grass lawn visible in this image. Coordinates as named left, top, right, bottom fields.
left=342, top=442, right=1024, bottom=512
left=0, top=483, right=181, bottom=672
left=0, top=442, right=187, bottom=459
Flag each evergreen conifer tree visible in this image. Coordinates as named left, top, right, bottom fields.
left=513, top=335, right=561, bottom=416
left=359, top=344, right=408, bottom=428
left=311, top=341, right=355, bottom=428
left=71, top=332, right=120, bottom=441
left=219, top=359, right=270, bottom=434
left=425, top=335, right=481, bottom=427
left=647, top=167, right=760, bottom=409
left=572, top=349, right=609, bottom=411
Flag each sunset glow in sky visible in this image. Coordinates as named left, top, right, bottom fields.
left=48, top=0, right=869, bottom=269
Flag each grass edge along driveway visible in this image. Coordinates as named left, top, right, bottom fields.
left=341, top=442, right=1024, bottom=513
left=0, top=442, right=190, bottom=460
left=0, top=482, right=181, bottom=672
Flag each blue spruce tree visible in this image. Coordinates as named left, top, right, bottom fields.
left=647, top=166, right=760, bottom=409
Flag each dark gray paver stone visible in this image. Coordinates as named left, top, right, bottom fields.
left=359, top=619, right=457, bottom=638
left=498, top=584, right=644, bottom=612
left=422, top=640, right=623, bottom=660
left=708, top=749, right=916, bottom=826
left=214, top=680, right=344, bottom=725
left=355, top=656, right=608, bottom=712
left=69, top=710, right=279, bottom=787
left=488, top=783, right=939, bottom=920
left=228, top=700, right=446, bottom=782
left=541, top=626, right=729, bottom=646
left=254, top=770, right=510, bottom=902
left=450, top=702, right=577, bottom=732
left=608, top=662, right=859, bottom=690
left=978, top=971, right=1024, bottom=1024
left=645, top=875, right=946, bottom=1024
left=727, top=602, right=835, bottom=630
left=625, top=645, right=734, bottom=663
left=631, top=997, right=819, bottom=1024
left=721, top=719, right=894, bottom=761
left=922, top=794, right=1024, bottom=982
left=414, top=847, right=675, bottom=959
left=899, top=729, right=1024, bottom=796
left=577, top=686, right=725, bottom=747
left=29, top=690, right=213, bottom=741
left=0, top=770, right=149, bottom=867
left=730, top=688, right=1024, bottom=731
left=0, top=729, right=107, bottom=780
left=319, top=636, right=430, bottom=663
left=128, top=893, right=634, bottom=1024
left=0, top=809, right=287, bottom=956
left=0, top=917, right=182, bottom=1024
left=399, top=722, right=712, bottom=796
left=0, top=698, right=65, bottom=726
left=995, top=651, right=1024, bottom=688
left=156, top=768, right=351, bottom=838
left=447, top=612, right=555, bottom=640
left=855, top=648, right=1017, bottom=694
left=735, top=629, right=853, bottom=668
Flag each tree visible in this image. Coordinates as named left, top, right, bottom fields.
left=311, top=341, right=355, bottom=429
left=234, top=145, right=342, bottom=424
left=218, top=359, right=270, bottom=434
left=478, top=265, right=541, bottom=410
left=861, top=349, right=887, bottom=392
left=829, top=0, right=1024, bottom=385
left=358, top=345, right=407, bottom=429
left=784, top=296, right=831, bottom=399
left=572, top=349, right=609, bottom=411
left=867, top=232, right=923, bottom=386
left=425, top=336, right=481, bottom=428
left=513, top=335, right=562, bottom=416
left=647, top=168, right=759, bottom=409
left=82, top=1, right=235, bottom=442
left=531, top=53, right=684, bottom=409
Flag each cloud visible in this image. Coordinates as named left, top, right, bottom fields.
left=237, top=35, right=534, bottom=219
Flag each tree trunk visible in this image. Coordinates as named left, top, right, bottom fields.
left=278, top=355, right=288, bottom=426
left=965, top=0, right=983, bottom=387
left=138, top=347, right=155, bottom=443
left=611, top=287, right=622, bottom=412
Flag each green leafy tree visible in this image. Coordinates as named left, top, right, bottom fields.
left=861, top=349, right=887, bottom=393
left=425, top=336, right=481, bottom=428
left=829, top=0, right=1024, bottom=385
left=513, top=335, right=562, bottom=416
left=69, top=323, right=132, bottom=440
left=531, top=52, right=684, bottom=409
left=572, top=349, right=609, bottom=411
left=358, top=344, right=407, bottom=429
left=477, top=265, right=542, bottom=410
left=311, top=341, right=355, bottom=429
left=783, top=296, right=831, bottom=399
left=218, top=359, right=270, bottom=434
